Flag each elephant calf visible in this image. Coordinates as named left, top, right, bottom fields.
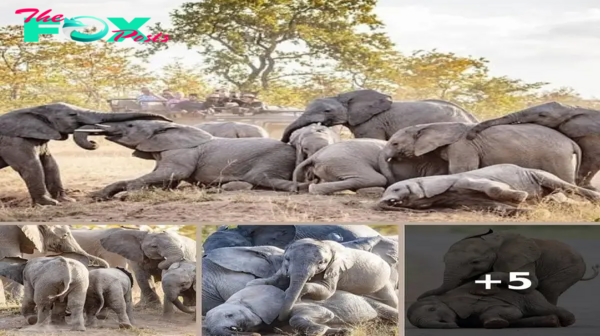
left=85, top=267, right=135, bottom=329
left=162, top=260, right=196, bottom=318
left=407, top=280, right=576, bottom=329
left=194, top=121, right=269, bottom=138
left=288, top=123, right=340, bottom=167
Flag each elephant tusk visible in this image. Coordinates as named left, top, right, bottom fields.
left=94, top=124, right=112, bottom=129
left=386, top=158, right=392, bottom=162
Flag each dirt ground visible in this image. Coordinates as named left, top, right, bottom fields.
left=1, top=140, right=599, bottom=222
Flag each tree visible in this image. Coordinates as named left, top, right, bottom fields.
left=144, top=0, right=395, bottom=91
left=157, top=59, right=211, bottom=97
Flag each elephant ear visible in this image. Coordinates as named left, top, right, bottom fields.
left=323, top=243, right=351, bottom=280
left=205, top=246, right=284, bottom=278
left=99, top=229, right=148, bottom=263
left=421, top=178, right=456, bottom=198
left=0, top=107, right=62, bottom=140
left=233, top=285, right=285, bottom=325
left=18, top=225, right=47, bottom=254
left=493, top=233, right=541, bottom=272
left=136, top=124, right=213, bottom=153
left=0, top=262, right=27, bottom=285
left=336, top=90, right=392, bottom=126
left=413, top=123, right=468, bottom=157
left=341, top=236, right=382, bottom=252
left=249, top=226, right=297, bottom=248
left=558, top=112, right=600, bottom=138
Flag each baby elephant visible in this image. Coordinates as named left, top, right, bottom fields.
left=162, top=260, right=196, bottom=317
left=85, top=267, right=135, bottom=329
left=407, top=280, right=576, bottom=329
left=204, top=285, right=398, bottom=336
left=288, top=123, right=340, bottom=167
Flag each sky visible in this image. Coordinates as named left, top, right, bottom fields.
left=2, top=0, right=599, bottom=98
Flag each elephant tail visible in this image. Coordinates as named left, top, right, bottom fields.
left=292, top=156, right=315, bottom=185
left=48, top=257, right=73, bottom=300
left=581, top=264, right=599, bottom=281
left=573, top=141, right=582, bottom=180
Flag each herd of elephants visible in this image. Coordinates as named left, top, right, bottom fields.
left=1, top=88, right=600, bottom=214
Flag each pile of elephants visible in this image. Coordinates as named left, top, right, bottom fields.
left=0, top=225, right=196, bottom=331
left=201, top=225, right=399, bottom=335
left=3, top=88, right=600, bottom=215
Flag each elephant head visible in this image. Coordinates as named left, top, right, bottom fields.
left=289, top=123, right=340, bottom=165
left=204, top=245, right=284, bottom=279
left=73, top=120, right=213, bottom=153
left=202, top=226, right=252, bottom=253
left=99, top=229, right=188, bottom=270
left=466, top=102, right=594, bottom=140
left=377, top=177, right=461, bottom=211
left=0, top=257, right=28, bottom=285
left=417, top=229, right=541, bottom=299
left=0, top=103, right=170, bottom=148
left=406, top=296, right=459, bottom=329
left=204, top=285, right=284, bottom=336
left=281, top=89, right=392, bottom=142
left=162, top=261, right=196, bottom=315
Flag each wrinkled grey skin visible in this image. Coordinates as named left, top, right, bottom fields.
left=74, top=120, right=300, bottom=198
left=98, top=228, right=196, bottom=308
left=202, top=224, right=380, bottom=252
left=466, top=102, right=600, bottom=189
left=194, top=121, right=269, bottom=138
left=204, top=285, right=398, bottom=336
left=340, top=236, right=399, bottom=288
left=377, top=164, right=600, bottom=215
left=162, top=260, right=196, bottom=317
left=0, top=102, right=170, bottom=205
left=0, top=256, right=89, bottom=331
left=247, top=238, right=397, bottom=321
left=85, top=267, right=135, bottom=329
left=293, top=139, right=389, bottom=194
left=281, top=89, right=478, bottom=142
left=381, top=122, right=581, bottom=184
left=288, top=123, right=341, bottom=168
left=417, top=229, right=599, bottom=305
left=408, top=280, right=576, bottom=329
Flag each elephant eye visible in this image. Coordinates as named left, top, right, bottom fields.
left=228, top=326, right=242, bottom=331
left=428, top=307, right=436, bottom=311
left=150, top=244, right=158, bottom=248
left=391, top=142, right=398, bottom=146
left=471, top=260, right=480, bottom=264
left=127, top=124, right=134, bottom=127
left=323, top=109, right=331, bottom=113
left=225, top=314, right=233, bottom=318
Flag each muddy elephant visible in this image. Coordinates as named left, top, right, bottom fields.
left=194, top=121, right=269, bottom=138
left=0, top=103, right=170, bottom=205
left=73, top=120, right=300, bottom=198
left=466, top=102, right=600, bottom=189
left=417, top=229, right=599, bottom=305
left=377, top=164, right=600, bottom=215
left=380, top=122, right=582, bottom=184
left=408, top=280, right=576, bottom=329
left=281, top=89, right=478, bottom=142
left=288, top=123, right=340, bottom=167
left=162, top=260, right=196, bottom=317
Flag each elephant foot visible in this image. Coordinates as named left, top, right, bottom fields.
left=119, top=323, right=133, bottom=329
left=56, top=194, right=76, bottom=203
left=483, top=318, right=509, bottom=329
left=32, top=195, right=59, bottom=206
left=26, top=315, right=37, bottom=325
left=71, top=325, right=86, bottom=331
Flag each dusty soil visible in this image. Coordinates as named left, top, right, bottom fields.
left=1, top=140, right=599, bottom=222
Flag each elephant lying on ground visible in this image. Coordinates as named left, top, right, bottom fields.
left=417, top=229, right=599, bottom=305
left=380, top=122, right=582, bottom=184
left=281, top=89, right=478, bottom=142
left=201, top=224, right=381, bottom=252
left=0, top=103, right=170, bottom=205
left=288, top=123, right=340, bottom=167
left=194, top=121, right=269, bottom=138
left=467, top=102, right=600, bottom=189
left=407, top=280, right=575, bottom=329
left=377, top=164, right=600, bottom=215
left=204, top=285, right=398, bottom=336
left=162, top=260, right=196, bottom=317
left=85, top=267, right=135, bottom=329
left=74, top=120, right=301, bottom=198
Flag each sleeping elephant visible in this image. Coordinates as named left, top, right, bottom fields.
left=380, top=122, right=582, bottom=184
left=201, top=224, right=381, bottom=252
left=193, top=121, right=269, bottom=138
left=98, top=228, right=196, bottom=308
left=466, top=102, right=600, bottom=189
left=0, top=103, right=170, bottom=205
left=288, top=123, right=340, bottom=167
left=417, top=229, right=599, bottom=305
left=280, top=89, right=478, bottom=142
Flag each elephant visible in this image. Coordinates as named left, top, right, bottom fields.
left=193, top=121, right=269, bottom=138
left=0, top=102, right=170, bottom=205
left=407, top=280, right=576, bottom=329
left=288, top=123, right=340, bottom=167
left=85, top=267, right=135, bottom=329
left=377, top=164, right=600, bottom=215
left=203, top=285, right=398, bottom=336
left=97, top=228, right=196, bottom=308
left=202, top=224, right=381, bottom=252
left=0, top=256, right=89, bottom=331
left=416, top=229, right=599, bottom=305
left=380, top=121, right=582, bottom=184
left=73, top=120, right=301, bottom=198
left=162, top=260, right=196, bottom=317
left=466, top=102, right=600, bottom=189
left=292, top=139, right=389, bottom=194
left=246, top=238, right=398, bottom=321
left=280, top=89, right=478, bottom=142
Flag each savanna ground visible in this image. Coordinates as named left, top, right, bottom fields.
left=200, top=225, right=398, bottom=336
left=1, top=139, right=599, bottom=223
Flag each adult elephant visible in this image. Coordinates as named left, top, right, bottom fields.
left=194, top=121, right=269, bottom=138
left=280, top=89, right=478, bottom=142
left=0, top=102, right=170, bottom=205
left=466, top=102, right=600, bottom=189
left=202, top=224, right=381, bottom=252
left=98, top=228, right=196, bottom=307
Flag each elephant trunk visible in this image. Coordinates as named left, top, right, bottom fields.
left=278, top=268, right=311, bottom=321
left=72, top=124, right=114, bottom=150
left=59, top=235, right=110, bottom=268
left=158, top=246, right=185, bottom=270
left=281, top=115, right=327, bottom=143
left=466, top=112, right=520, bottom=140
left=378, top=150, right=396, bottom=185
left=164, top=283, right=195, bottom=314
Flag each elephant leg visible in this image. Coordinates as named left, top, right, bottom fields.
left=84, top=299, right=100, bottom=327
left=66, top=290, right=87, bottom=331
left=446, top=142, right=480, bottom=174
left=309, top=174, right=387, bottom=195
left=39, top=150, right=74, bottom=202
left=301, top=282, right=335, bottom=301
left=453, top=177, right=528, bottom=203
left=163, top=292, right=175, bottom=317
left=364, top=297, right=399, bottom=323
left=125, top=291, right=136, bottom=326
left=35, top=303, right=53, bottom=326
left=509, top=315, right=561, bottom=328
left=51, top=300, right=68, bottom=325
left=532, top=170, right=600, bottom=202
left=106, top=290, right=133, bottom=329
left=479, top=305, right=522, bottom=329
left=130, top=263, right=161, bottom=308
left=91, top=169, right=188, bottom=200
left=21, top=283, right=37, bottom=325
left=96, top=306, right=110, bottom=320
left=289, top=304, right=343, bottom=336
left=575, top=138, right=600, bottom=189
left=368, top=283, right=398, bottom=308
